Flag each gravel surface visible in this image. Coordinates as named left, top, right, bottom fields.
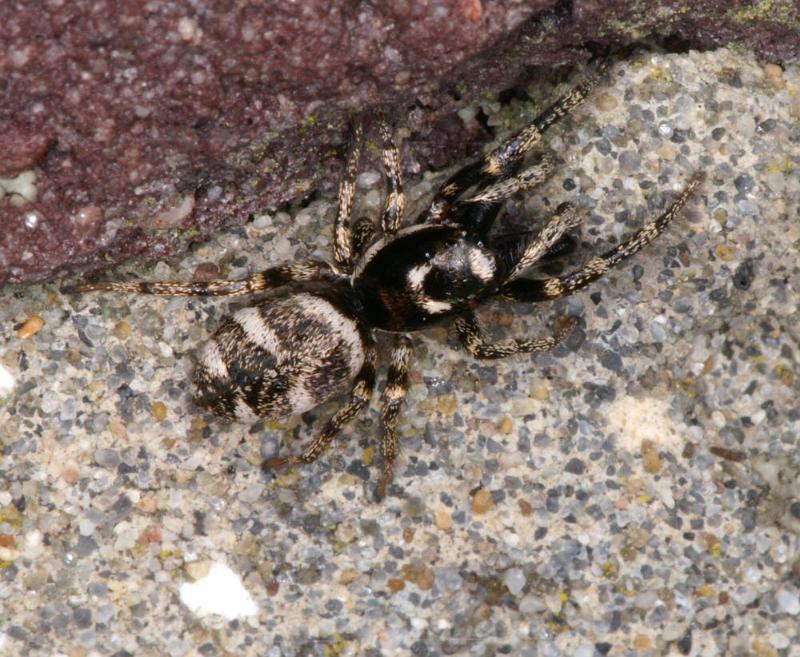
left=1, top=47, right=799, bottom=657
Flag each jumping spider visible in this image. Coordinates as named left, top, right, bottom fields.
left=68, top=63, right=703, bottom=500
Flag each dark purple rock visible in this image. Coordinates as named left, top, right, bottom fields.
left=1, top=0, right=798, bottom=284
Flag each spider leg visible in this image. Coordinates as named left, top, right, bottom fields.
left=352, top=216, right=377, bottom=256
left=501, top=173, right=704, bottom=302
left=262, top=342, right=378, bottom=472
left=503, top=202, right=582, bottom=282
left=64, top=261, right=337, bottom=297
left=418, top=61, right=609, bottom=225
left=333, top=120, right=364, bottom=271
left=458, top=153, right=555, bottom=207
left=378, top=115, right=405, bottom=234
left=455, top=312, right=576, bottom=360
left=450, top=154, right=555, bottom=236
left=375, top=334, right=412, bottom=501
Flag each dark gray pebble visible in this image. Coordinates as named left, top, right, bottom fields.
left=734, top=173, right=755, bottom=194
left=565, top=458, right=587, bottom=475
left=600, top=350, right=623, bottom=373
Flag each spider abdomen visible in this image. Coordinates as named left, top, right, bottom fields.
left=193, top=291, right=367, bottom=422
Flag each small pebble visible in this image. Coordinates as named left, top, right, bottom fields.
left=633, top=634, right=652, bottom=651
left=434, top=507, right=453, bottom=531
left=733, top=258, right=755, bottom=290
left=763, top=62, right=783, bottom=83
left=400, top=563, right=435, bottom=590
left=471, top=489, right=493, bottom=514
left=634, top=589, right=659, bottom=609
left=565, top=458, right=586, bottom=475
left=776, top=589, right=800, bottom=615
left=18, top=315, right=44, bottom=339
left=113, top=321, right=132, bottom=339
left=734, top=173, right=755, bottom=194
left=94, top=448, right=120, bottom=469
left=618, top=150, right=642, bottom=174
left=387, top=578, right=405, bottom=592
left=358, top=170, right=381, bottom=188
left=770, top=634, right=790, bottom=650
left=715, top=244, right=736, bottom=261
left=519, top=593, right=546, bottom=614
left=184, top=560, right=211, bottom=581
left=663, top=623, right=687, bottom=642
left=530, top=383, right=550, bottom=401
left=62, top=467, right=80, bottom=485
left=151, top=401, right=168, bottom=422
left=596, top=93, right=618, bottom=112
left=641, top=441, right=663, bottom=474
left=504, top=568, right=526, bottom=596
left=518, top=499, right=533, bottom=516
left=193, top=262, right=220, bottom=281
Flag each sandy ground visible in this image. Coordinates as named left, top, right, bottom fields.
left=1, top=47, right=799, bottom=657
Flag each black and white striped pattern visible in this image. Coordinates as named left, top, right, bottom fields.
left=193, top=292, right=366, bottom=422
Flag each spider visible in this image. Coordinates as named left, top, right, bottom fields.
left=68, top=63, right=703, bottom=501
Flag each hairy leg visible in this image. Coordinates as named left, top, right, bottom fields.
left=504, top=202, right=582, bottom=281
left=378, top=116, right=405, bottom=234
left=418, top=61, right=609, bottom=225
left=352, top=216, right=377, bottom=256
left=375, top=335, right=412, bottom=501
left=502, top=173, right=704, bottom=302
left=262, top=343, right=378, bottom=471
left=333, top=120, right=364, bottom=270
left=64, top=261, right=337, bottom=297
left=455, top=312, right=576, bottom=359
left=459, top=154, right=555, bottom=207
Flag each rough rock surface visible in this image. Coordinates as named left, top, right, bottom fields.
left=1, top=0, right=799, bottom=284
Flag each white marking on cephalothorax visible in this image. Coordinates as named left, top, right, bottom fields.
left=234, top=307, right=281, bottom=355
left=420, top=298, right=453, bottom=314
left=294, top=294, right=365, bottom=377
left=467, top=247, right=496, bottom=282
left=234, top=397, right=260, bottom=423
left=352, top=223, right=459, bottom=279
left=407, top=263, right=432, bottom=291
left=200, top=341, right=228, bottom=379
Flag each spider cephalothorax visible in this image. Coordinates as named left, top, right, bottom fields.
left=68, top=63, right=703, bottom=500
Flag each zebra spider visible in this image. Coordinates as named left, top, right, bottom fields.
left=68, top=63, right=703, bottom=501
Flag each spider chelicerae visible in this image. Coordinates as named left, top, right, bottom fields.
left=69, top=62, right=703, bottom=500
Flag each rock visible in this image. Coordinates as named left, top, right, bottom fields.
left=2, top=1, right=798, bottom=283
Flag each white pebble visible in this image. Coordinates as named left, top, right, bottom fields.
left=658, top=122, right=674, bottom=138
left=39, top=390, right=60, bottom=415
left=358, top=170, right=381, bottom=188
left=79, top=519, right=96, bottom=536
left=776, top=589, right=800, bottom=615
left=504, top=568, right=526, bottom=596
left=663, top=622, right=687, bottom=641
left=519, top=593, right=546, bottom=613
left=252, top=213, right=273, bottom=229
left=634, top=589, right=659, bottom=609
left=770, top=633, right=790, bottom=650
